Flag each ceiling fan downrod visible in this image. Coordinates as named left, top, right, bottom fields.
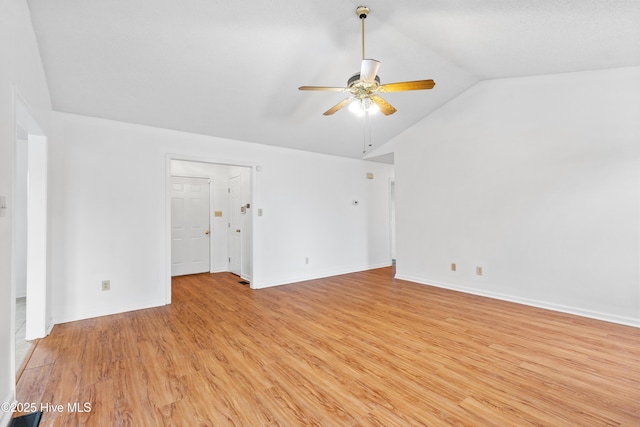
left=356, top=6, right=370, bottom=60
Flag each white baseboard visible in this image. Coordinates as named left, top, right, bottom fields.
left=46, top=320, right=54, bottom=336
left=53, top=298, right=165, bottom=325
left=395, top=274, right=640, bottom=328
left=254, top=262, right=392, bottom=289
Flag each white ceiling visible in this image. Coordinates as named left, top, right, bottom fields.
left=27, top=0, right=640, bottom=159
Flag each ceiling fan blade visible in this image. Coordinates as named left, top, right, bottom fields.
left=323, top=97, right=354, bottom=116
left=299, top=86, right=346, bottom=91
left=370, top=95, right=397, bottom=116
left=360, top=59, right=381, bottom=83
left=378, top=79, right=435, bottom=92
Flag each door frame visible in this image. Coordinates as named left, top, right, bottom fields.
left=11, top=92, right=51, bottom=384
left=164, top=154, right=258, bottom=303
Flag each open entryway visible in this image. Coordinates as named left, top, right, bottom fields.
left=167, top=159, right=254, bottom=298
left=13, top=98, right=51, bottom=380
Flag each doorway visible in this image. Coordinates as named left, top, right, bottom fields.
left=13, top=98, right=50, bottom=379
left=167, top=159, right=254, bottom=299
left=14, top=125, right=29, bottom=372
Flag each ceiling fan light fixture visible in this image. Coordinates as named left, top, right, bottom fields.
left=348, top=97, right=380, bottom=116
left=299, top=5, right=435, bottom=117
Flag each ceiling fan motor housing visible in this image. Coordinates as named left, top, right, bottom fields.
left=348, top=73, right=380, bottom=87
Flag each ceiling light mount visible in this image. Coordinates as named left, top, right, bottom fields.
left=356, top=6, right=370, bottom=20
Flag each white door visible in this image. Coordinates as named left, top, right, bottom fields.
left=171, top=176, right=211, bottom=276
left=228, top=176, right=241, bottom=276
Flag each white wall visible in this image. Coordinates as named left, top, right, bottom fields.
left=0, top=0, right=52, bottom=422
left=395, top=67, right=640, bottom=326
left=51, top=112, right=394, bottom=323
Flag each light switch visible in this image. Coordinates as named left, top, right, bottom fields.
left=258, top=208, right=263, bottom=216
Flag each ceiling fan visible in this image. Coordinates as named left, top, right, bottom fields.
left=299, top=6, right=435, bottom=116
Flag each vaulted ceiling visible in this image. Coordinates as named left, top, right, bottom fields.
left=27, top=0, right=640, bottom=159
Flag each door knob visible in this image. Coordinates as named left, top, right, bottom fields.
left=205, top=230, right=209, bottom=235
left=236, top=229, right=241, bottom=233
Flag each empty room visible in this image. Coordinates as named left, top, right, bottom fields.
left=1, top=0, right=638, bottom=425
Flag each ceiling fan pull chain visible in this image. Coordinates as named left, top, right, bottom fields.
left=368, top=112, right=373, bottom=149
left=362, top=110, right=373, bottom=153
left=362, top=112, right=368, bottom=153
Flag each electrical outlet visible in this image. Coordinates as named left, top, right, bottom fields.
left=476, top=266, right=483, bottom=276
left=101, top=280, right=110, bottom=291
left=451, top=263, right=456, bottom=272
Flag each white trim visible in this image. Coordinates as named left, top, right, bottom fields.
left=53, top=298, right=165, bottom=325
left=24, top=134, right=48, bottom=341
left=164, top=155, right=172, bottom=304
left=395, top=274, right=640, bottom=328
left=253, top=262, right=392, bottom=290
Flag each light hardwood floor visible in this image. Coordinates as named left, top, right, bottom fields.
left=16, top=268, right=640, bottom=426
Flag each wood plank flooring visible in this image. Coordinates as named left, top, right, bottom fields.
left=15, top=268, right=640, bottom=426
